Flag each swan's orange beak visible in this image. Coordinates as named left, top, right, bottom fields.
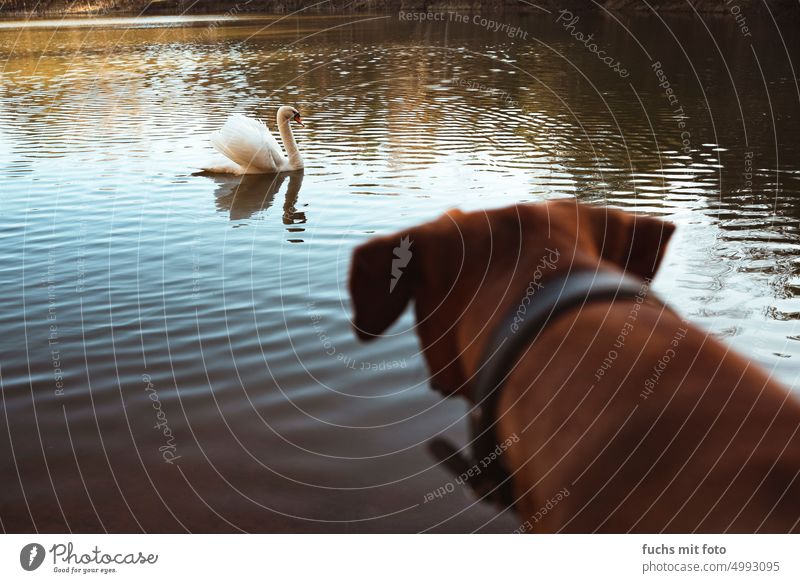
left=293, top=113, right=304, bottom=127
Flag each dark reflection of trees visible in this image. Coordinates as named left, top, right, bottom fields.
left=207, top=170, right=305, bottom=223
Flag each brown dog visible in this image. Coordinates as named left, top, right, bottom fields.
left=349, top=200, right=800, bottom=533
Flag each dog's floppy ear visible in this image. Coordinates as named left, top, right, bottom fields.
left=349, top=229, right=417, bottom=340
left=580, top=205, right=675, bottom=280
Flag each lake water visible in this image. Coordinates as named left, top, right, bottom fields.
left=1, top=10, right=799, bottom=533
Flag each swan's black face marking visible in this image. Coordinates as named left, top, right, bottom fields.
left=292, top=110, right=304, bottom=127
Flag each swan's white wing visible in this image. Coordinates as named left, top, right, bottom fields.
left=199, top=155, right=246, bottom=175
left=210, top=114, right=285, bottom=172
left=199, top=155, right=277, bottom=175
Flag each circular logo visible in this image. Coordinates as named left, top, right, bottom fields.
left=20, top=543, right=46, bottom=571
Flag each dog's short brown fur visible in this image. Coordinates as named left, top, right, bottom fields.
left=349, top=200, right=800, bottom=532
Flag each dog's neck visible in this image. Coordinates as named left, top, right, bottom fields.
left=453, top=246, right=603, bottom=399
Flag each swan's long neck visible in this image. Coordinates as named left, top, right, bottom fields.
left=277, top=116, right=303, bottom=169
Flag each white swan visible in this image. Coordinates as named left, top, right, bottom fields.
left=202, top=106, right=304, bottom=175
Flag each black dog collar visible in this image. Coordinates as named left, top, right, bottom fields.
left=429, top=268, right=651, bottom=508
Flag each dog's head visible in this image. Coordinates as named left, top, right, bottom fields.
left=348, top=200, right=675, bottom=396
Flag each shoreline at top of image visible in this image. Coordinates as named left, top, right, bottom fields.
left=1, top=0, right=799, bottom=21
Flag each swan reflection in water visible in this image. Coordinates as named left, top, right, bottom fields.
left=207, top=170, right=306, bottom=225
